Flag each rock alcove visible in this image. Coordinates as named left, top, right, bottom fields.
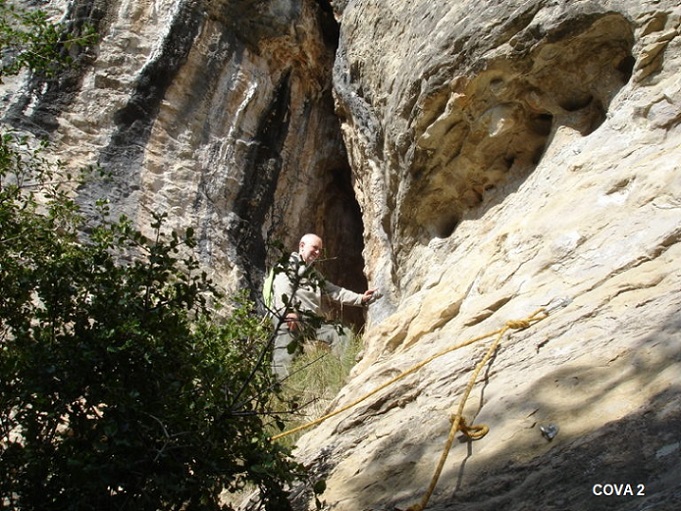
left=402, top=13, right=635, bottom=243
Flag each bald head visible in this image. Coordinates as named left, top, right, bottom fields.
left=299, top=233, right=323, bottom=264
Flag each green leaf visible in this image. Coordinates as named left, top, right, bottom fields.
left=313, top=479, right=327, bottom=494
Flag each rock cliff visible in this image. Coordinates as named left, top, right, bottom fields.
left=2, top=0, right=680, bottom=510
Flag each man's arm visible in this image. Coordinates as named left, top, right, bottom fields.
left=324, top=281, right=378, bottom=306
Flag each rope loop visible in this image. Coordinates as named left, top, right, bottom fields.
left=450, top=414, right=490, bottom=440
left=271, top=307, right=551, bottom=511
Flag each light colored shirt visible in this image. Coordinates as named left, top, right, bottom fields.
left=272, top=252, right=363, bottom=317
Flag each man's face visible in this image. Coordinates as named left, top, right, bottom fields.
left=299, top=236, right=323, bottom=264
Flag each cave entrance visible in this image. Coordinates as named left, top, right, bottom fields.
left=308, top=0, right=367, bottom=333
left=316, top=161, right=368, bottom=334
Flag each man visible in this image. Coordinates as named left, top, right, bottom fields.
left=270, top=233, right=377, bottom=381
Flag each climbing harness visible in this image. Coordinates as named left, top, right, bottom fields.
left=271, top=307, right=550, bottom=511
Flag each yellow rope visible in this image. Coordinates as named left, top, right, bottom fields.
left=270, top=308, right=547, bottom=510
left=270, top=329, right=492, bottom=441
left=271, top=309, right=545, bottom=442
left=453, top=415, right=489, bottom=440
left=271, top=326, right=501, bottom=442
left=405, top=308, right=547, bottom=511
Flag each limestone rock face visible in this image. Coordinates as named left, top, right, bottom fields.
left=1, top=0, right=367, bottom=311
left=288, top=1, right=681, bottom=510
left=291, top=1, right=681, bottom=510
left=2, top=0, right=681, bottom=510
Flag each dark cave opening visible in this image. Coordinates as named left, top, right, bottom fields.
left=311, top=2, right=367, bottom=333
left=230, top=0, right=367, bottom=332
left=317, top=162, right=368, bottom=333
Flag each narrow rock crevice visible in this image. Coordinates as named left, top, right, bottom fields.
left=317, top=156, right=368, bottom=331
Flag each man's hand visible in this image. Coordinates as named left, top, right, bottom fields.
left=361, top=288, right=380, bottom=305
left=285, top=312, right=300, bottom=331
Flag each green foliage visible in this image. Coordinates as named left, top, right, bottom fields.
left=0, top=133, right=304, bottom=510
left=265, top=335, right=362, bottom=510
left=0, top=5, right=311, bottom=510
left=0, top=0, right=97, bottom=81
left=273, top=334, right=363, bottom=448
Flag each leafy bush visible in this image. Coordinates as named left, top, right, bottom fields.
left=0, top=5, right=313, bottom=510
left=0, top=0, right=97, bottom=81
left=0, top=134, right=303, bottom=510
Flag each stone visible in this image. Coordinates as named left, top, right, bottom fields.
left=293, top=1, right=681, bottom=510
left=1, top=0, right=681, bottom=510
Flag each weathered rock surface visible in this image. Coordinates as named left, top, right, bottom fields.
left=2, top=0, right=681, bottom=510
left=1, top=0, right=367, bottom=324
left=293, top=1, right=681, bottom=510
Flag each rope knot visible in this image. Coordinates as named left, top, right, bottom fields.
left=506, top=319, right=531, bottom=330
left=450, top=414, right=490, bottom=440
